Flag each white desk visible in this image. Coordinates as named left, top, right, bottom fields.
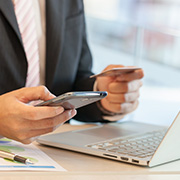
left=1, top=124, right=180, bottom=180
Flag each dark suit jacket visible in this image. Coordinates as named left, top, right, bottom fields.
left=0, top=0, right=109, bottom=123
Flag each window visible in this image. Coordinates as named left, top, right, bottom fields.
left=84, top=0, right=180, bottom=125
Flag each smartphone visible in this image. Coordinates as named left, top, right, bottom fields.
left=35, top=91, right=107, bottom=110
left=90, top=67, right=142, bottom=78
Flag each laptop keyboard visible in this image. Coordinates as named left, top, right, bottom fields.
left=86, top=129, right=167, bottom=159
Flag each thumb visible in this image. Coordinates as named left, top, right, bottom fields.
left=103, top=64, right=124, bottom=71
left=15, top=86, right=56, bottom=103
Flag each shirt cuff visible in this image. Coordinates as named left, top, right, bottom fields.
left=93, top=80, right=126, bottom=121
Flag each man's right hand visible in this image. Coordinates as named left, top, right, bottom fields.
left=0, top=86, right=76, bottom=144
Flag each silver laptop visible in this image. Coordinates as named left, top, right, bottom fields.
left=37, top=111, right=180, bottom=167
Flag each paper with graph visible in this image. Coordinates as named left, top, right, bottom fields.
left=0, top=138, right=66, bottom=171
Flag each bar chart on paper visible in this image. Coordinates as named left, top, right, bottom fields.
left=0, top=138, right=66, bottom=171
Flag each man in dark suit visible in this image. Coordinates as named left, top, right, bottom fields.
left=0, top=0, right=144, bottom=143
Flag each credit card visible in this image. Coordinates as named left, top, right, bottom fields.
left=90, top=67, right=141, bottom=78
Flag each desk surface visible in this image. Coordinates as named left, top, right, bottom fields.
left=1, top=124, right=180, bottom=180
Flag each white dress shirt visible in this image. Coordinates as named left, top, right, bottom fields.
left=32, top=0, right=46, bottom=85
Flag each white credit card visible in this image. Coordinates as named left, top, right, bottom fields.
left=90, top=67, right=142, bottom=78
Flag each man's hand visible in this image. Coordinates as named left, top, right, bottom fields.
left=97, top=64, right=144, bottom=115
left=0, top=86, right=76, bottom=144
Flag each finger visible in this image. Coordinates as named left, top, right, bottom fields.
left=25, top=109, right=77, bottom=130
left=101, top=98, right=138, bottom=113
left=16, top=86, right=56, bottom=103
left=107, top=91, right=139, bottom=103
left=108, top=80, right=142, bottom=93
left=101, top=98, right=121, bottom=113
left=125, top=91, right=140, bottom=102
left=121, top=101, right=139, bottom=114
left=116, top=69, right=144, bottom=82
left=128, top=80, right=143, bottom=92
left=108, top=81, right=128, bottom=93
left=17, top=105, right=65, bottom=120
left=103, top=64, right=124, bottom=71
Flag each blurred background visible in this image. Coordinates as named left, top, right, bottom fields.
left=81, top=0, right=180, bottom=126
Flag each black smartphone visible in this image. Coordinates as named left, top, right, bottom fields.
left=35, top=91, right=107, bottom=110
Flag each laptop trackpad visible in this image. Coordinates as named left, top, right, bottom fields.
left=77, top=125, right=136, bottom=140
